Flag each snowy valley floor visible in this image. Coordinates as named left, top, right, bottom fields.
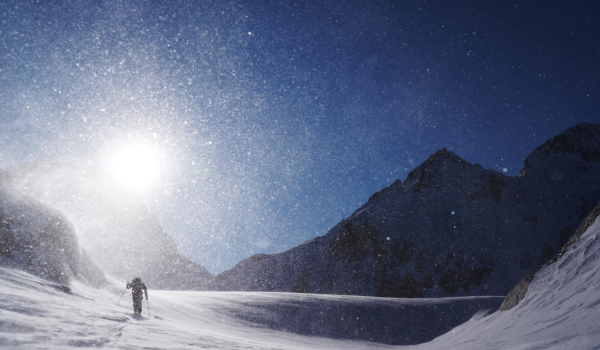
left=0, top=267, right=503, bottom=350
left=3, top=260, right=600, bottom=350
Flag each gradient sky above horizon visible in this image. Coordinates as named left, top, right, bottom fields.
left=1, top=0, right=599, bottom=274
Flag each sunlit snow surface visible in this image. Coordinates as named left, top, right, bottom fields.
left=3, top=207, right=600, bottom=350
left=0, top=268, right=503, bottom=349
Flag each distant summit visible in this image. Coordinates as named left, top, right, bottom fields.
left=407, top=148, right=471, bottom=178
left=415, top=148, right=468, bottom=168
left=401, top=147, right=499, bottom=195
left=210, top=123, right=600, bottom=298
left=522, top=122, right=600, bottom=175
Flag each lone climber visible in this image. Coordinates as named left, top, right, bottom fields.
left=126, top=277, right=148, bottom=315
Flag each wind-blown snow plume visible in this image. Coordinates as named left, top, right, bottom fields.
left=0, top=171, right=105, bottom=287
left=6, top=163, right=212, bottom=290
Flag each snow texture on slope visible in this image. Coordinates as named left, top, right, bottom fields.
left=7, top=163, right=213, bottom=290
left=211, top=123, right=600, bottom=298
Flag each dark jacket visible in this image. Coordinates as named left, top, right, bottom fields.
left=126, top=279, right=148, bottom=299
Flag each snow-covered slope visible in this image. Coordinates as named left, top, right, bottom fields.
left=0, top=172, right=105, bottom=287
left=211, top=123, right=600, bottom=298
left=7, top=164, right=213, bottom=290
left=0, top=266, right=503, bottom=349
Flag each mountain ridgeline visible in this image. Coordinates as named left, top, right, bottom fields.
left=210, top=123, right=600, bottom=297
left=1, top=122, right=600, bottom=298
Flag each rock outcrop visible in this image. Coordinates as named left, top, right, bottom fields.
left=501, top=198, right=600, bottom=310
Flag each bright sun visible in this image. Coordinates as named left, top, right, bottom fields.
left=110, top=143, right=160, bottom=190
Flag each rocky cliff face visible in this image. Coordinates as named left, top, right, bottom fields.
left=8, top=164, right=213, bottom=290
left=501, top=197, right=600, bottom=310
left=0, top=172, right=106, bottom=287
left=211, top=123, right=600, bottom=297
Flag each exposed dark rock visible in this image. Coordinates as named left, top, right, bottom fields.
left=328, top=220, right=378, bottom=263
left=405, top=148, right=470, bottom=192
left=519, top=253, right=536, bottom=270
left=561, top=200, right=600, bottom=254
left=538, top=244, right=555, bottom=265
left=499, top=272, right=535, bottom=311
left=486, top=174, right=506, bottom=203
left=558, top=226, right=573, bottom=247
left=292, top=270, right=311, bottom=293
left=502, top=199, right=600, bottom=310
left=378, top=272, right=424, bottom=298
left=522, top=212, right=538, bottom=224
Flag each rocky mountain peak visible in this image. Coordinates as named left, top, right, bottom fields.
left=403, top=148, right=477, bottom=189
left=522, top=123, right=600, bottom=173
left=425, top=148, right=465, bottom=165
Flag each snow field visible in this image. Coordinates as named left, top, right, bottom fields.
left=0, top=267, right=503, bottom=349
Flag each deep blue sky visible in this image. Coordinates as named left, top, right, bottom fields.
left=1, top=0, right=599, bottom=274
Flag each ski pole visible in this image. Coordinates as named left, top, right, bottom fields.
left=147, top=298, right=150, bottom=317
left=117, top=284, right=128, bottom=306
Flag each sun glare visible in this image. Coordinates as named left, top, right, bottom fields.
left=110, top=143, right=160, bottom=190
